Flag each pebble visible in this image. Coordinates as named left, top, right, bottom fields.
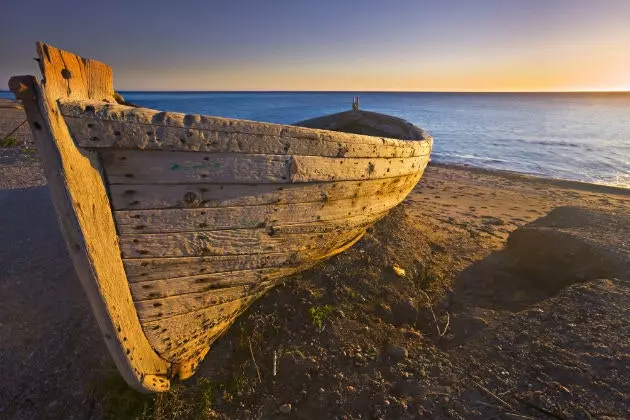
left=279, top=403, right=292, bottom=414
left=392, top=299, right=418, bottom=325
left=387, top=344, right=409, bottom=361
left=392, top=264, right=406, bottom=277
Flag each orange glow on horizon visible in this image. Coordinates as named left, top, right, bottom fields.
left=115, top=35, right=630, bottom=92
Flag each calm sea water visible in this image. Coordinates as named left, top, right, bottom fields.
left=2, top=91, right=628, bottom=188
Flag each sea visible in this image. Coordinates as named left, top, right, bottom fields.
left=2, top=91, right=628, bottom=188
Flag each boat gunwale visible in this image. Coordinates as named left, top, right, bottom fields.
left=58, top=99, right=433, bottom=151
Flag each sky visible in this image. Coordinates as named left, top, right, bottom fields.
left=1, top=0, right=629, bottom=92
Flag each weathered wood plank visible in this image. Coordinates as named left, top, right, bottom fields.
left=138, top=232, right=363, bottom=363
left=9, top=71, right=170, bottom=392
left=102, top=150, right=292, bottom=184
left=290, top=154, right=426, bottom=182
left=124, top=253, right=297, bottom=282
left=141, top=297, right=256, bottom=362
left=63, top=114, right=431, bottom=158
left=135, top=282, right=271, bottom=321
left=59, top=99, right=432, bottom=152
left=36, top=43, right=116, bottom=103
left=109, top=172, right=422, bottom=210
left=119, top=227, right=365, bottom=258
left=114, top=182, right=413, bottom=234
left=102, top=150, right=428, bottom=184
left=130, top=267, right=299, bottom=300
left=124, top=221, right=367, bottom=282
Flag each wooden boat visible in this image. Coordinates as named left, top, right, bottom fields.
left=9, top=42, right=432, bottom=393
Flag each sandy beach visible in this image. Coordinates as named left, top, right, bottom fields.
left=1, top=104, right=629, bottom=419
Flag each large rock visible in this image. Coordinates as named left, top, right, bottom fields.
left=506, top=206, right=630, bottom=292
left=387, top=344, right=409, bottom=361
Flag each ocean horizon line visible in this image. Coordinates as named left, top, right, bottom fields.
left=2, top=89, right=629, bottom=95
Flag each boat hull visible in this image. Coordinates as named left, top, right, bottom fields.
left=10, top=42, right=432, bottom=392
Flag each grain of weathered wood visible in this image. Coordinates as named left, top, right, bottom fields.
left=130, top=267, right=298, bottom=300
left=114, top=184, right=414, bottom=234
left=136, top=282, right=272, bottom=321
left=36, top=43, right=116, bottom=103
left=9, top=72, right=171, bottom=392
left=102, top=150, right=292, bottom=184
left=119, top=227, right=366, bottom=258
left=59, top=99, right=431, bottom=151
left=141, top=297, right=255, bottom=362
left=290, top=154, right=426, bottom=182
left=171, top=346, right=212, bottom=379
left=124, top=253, right=298, bottom=282
left=124, top=222, right=366, bottom=283
left=63, top=114, right=431, bottom=158
left=123, top=223, right=366, bottom=282
left=109, top=173, right=421, bottom=210
left=141, top=227, right=363, bottom=364
left=102, top=150, right=427, bottom=184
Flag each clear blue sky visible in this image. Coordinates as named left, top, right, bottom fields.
left=1, top=0, right=629, bottom=91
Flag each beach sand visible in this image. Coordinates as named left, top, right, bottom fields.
left=1, top=104, right=629, bottom=419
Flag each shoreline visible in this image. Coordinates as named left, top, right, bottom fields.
left=430, top=160, right=630, bottom=196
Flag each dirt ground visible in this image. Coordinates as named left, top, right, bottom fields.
left=1, top=105, right=629, bottom=419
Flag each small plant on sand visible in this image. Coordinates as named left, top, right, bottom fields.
left=197, top=377, right=218, bottom=419
left=98, top=371, right=153, bottom=419
left=0, top=136, right=19, bottom=147
left=309, top=304, right=334, bottom=331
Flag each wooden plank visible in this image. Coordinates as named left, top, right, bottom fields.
left=36, top=43, right=116, bottom=103
left=63, top=114, right=432, bottom=158
left=9, top=72, right=170, bottom=393
left=101, top=150, right=292, bottom=184
left=171, top=346, right=211, bottom=380
left=135, top=282, right=273, bottom=321
left=59, top=99, right=432, bottom=151
left=138, top=231, right=363, bottom=363
left=122, top=216, right=372, bottom=281
left=130, top=267, right=299, bottom=300
left=124, top=253, right=297, bottom=282
left=102, top=150, right=428, bottom=184
left=113, top=182, right=414, bottom=234
left=124, top=220, right=367, bottom=283
left=290, top=154, right=427, bottom=182
left=141, top=297, right=256, bottom=362
left=119, top=227, right=365, bottom=258
left=296, top=109, right=429, bottom=141
left=109, top=172, right=422, bottom=210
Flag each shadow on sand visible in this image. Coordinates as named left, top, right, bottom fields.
left=0, top=186, right=110, bottom=420
left=445, top=205, right=629, bottom=343
left=451, top=205, right=628, bottom=312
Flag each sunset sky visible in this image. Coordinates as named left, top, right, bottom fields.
left=1, top=0, right=629, bottom=92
